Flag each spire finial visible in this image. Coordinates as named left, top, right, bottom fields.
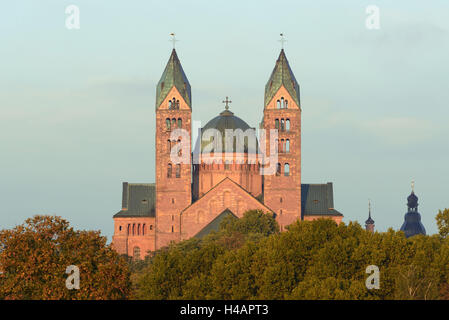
left=279, top=33, right=287, bottom=50
left=170, top=33, right=179, bottom=49
left=368, top=199, right=372, bottom=218
left=222, top=96, right=232, bottom=110
left=411, top=179, right=415, bottom=193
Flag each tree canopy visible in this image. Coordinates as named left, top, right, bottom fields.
left=0, top=215, right=131, bottom=300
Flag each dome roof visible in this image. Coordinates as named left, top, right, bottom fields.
left=401, top=191, right=426, bottom=238
left=199, top=109, right=258, bottom=153
left=400, top=211, right=426, bottom=238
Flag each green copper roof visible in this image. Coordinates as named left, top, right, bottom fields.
left=156, top=49, right=191, bottom=110
left=264, top=49, right=300, bottom=108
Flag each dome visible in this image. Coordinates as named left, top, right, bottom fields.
left=199, top=109, right=258, bottom=153
left=401, top=191, right=426, bottom=238
left=400, top=211, right=426, bottom=238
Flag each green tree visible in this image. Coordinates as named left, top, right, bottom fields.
left=436, top=209, right=449, bottom=239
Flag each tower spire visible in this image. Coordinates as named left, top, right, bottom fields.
left=264, top=48, right=300, bottom=109
left=365, top=199, right=375, bottom=233
left=155, top=48, right=191, bottom=110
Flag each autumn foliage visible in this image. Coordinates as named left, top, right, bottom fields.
left=0, top=215, right=131, bottom=300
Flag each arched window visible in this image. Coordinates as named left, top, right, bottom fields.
left=284, top=163, right=290, bottom=176
left=127, top=224, right=130, bottom=235
left=150, top=225, right=153, bottom=230
left=176, top=100, right=180, bottom=109
left=133, top=247, right=140, bottom=260
left=168, top=100, right=172, bottom=109
left=281, top=97, right=284, bottom=109
left=276, top=100, right=281, bottom=109
left=177, top=139, right=182, bottom=156
left=172, top=118, right=176, bottom=128
left=176, top=164, right=181, bottom=178
left=171, top=226, right=174, bottom=233
left=167, top=164, right=172, bottom=178
left=286, top=139, right=290, bottom=153
left=276, top=163, right=281, bottom=176
left=275, top=119, right=279, bottom=129
left=280, top=139, right=284, bottom=153
left=281, top=119, right=285, bottom=131
left=166, top=118, right=171, bottom=131
left=137, top=224, right=141, bottom=235
left=132, top=223, right=135, bottom=235
left=275, top=138, right=279, bottom=153
left=285, top=100, right=288, bottom=109
left=286, top=119, right=291, bottom=131
left=142, top=224, right=146, bottom=236
left=167, top=140, right=171, bottom=153
left=178, top=118, right=182, bottom=128
left=119, top=225, right=122, bottom=231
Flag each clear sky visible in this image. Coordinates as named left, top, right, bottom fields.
left=1, top=1, right=448, bottom=240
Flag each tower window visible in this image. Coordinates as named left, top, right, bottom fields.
left=137, top=223, right=141, bottom=235
left=286, top=139, right=290, bottom=153
left=150, top=225, right=153, bottom=230
left=166, top=118, right=171, bottom=131
left=286, top=119, right=291, bottom=131
left=178, top=118, right=182, bottom=128
left=142, top=224, right=146, bottom=236
left=275, top=119, right=279, bottom=129
left=119, top=226, right=122, bottom=231
left=127, top=224, right=130, bottom=235
left=167, top=140, right=171, bottom=153
left=172, top=118, right=176, bottom=128
left=276, top=163, right=281, bottom=176
left=167, top=163, right=172, bottom=178
left=276, top=100, right=281, bottom=109
left=171, top=226, right=174, bottom=233
left=176, top=164, right=181, bottom=178
left=281, top=119, right=285, bottom=131
left=284, top=163, right=290, bottom=176
left=285, top=100, right=288, bottom=109
left=281, top=97, right=285, bottom=109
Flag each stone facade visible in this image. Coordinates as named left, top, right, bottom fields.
left=112, top=49, right=344, bottom=259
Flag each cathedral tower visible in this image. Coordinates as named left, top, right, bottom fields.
left=155, top=49, right=192, bottom=249
left=262, top=49, right=302, bottom=229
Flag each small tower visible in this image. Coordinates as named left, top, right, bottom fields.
left=365, top=200, right=375, bottom=233
left=400, top=182, right=426, bottom=238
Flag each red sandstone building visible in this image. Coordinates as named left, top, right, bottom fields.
left=112, top=48, right=343, bottom=259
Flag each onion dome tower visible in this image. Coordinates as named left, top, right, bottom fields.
left=400, top=182, right=426, bottom=238
left=365, top=200, right=375, bottom=233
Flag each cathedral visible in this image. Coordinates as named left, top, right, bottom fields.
left=112, top=48, right=343, bottom=259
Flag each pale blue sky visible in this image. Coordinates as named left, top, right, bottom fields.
left=1, top=1, right=448, bottom=240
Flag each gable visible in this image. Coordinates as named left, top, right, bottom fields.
left=180, top=177, right=272, bottom=239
